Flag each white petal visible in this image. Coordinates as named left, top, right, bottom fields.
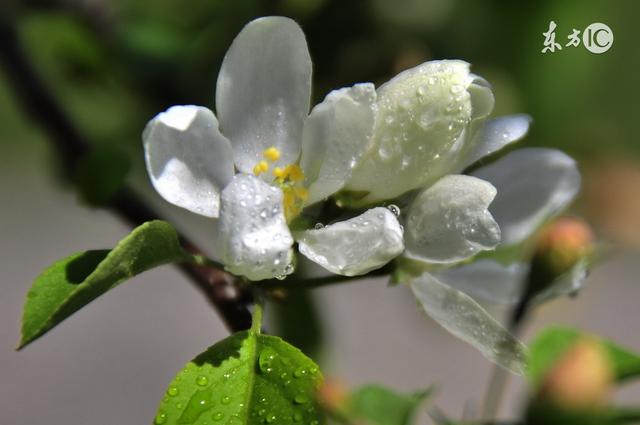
left=217, top=174, right=294, bottom=281
left=472, top=148, right=581, bottom=246
left=216, top=16, right=312, bottom=173
left=296, top=207, right=404, bottom=276
left=300, top=83, right=376, bottom=205
left=409, top=272, right=528, bottom=375
left=404, top=175, right=501, bottom=264
left=461, top=114, right=532, bottom=169
left=344, top=60, right=495, bottom=203
left=532, top=258, right=589, bottom=305
left=143, top=105, right=234, bottom=217
left=433, top=260, right=528, bottom=305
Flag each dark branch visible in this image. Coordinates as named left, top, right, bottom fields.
left=0, top=10, right=253, bottom=333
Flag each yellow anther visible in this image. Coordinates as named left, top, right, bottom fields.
left=263, top=146, right=281, bottom=162
left=294, top=187, right=309, bottom=201
left=286, top=164, right=305, bottom=182
left=273, top=166, right=286, bottom=179
left=253, top=160, right=269, bottom=175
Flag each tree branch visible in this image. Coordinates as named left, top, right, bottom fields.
left=0, top=10, right=253, bottom=333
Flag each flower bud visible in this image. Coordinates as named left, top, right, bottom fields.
left=533, top=217, right=594, bottom=278
left=538, top=339, right=612, bottom=409
left=317, top=378, right=349, bottom=413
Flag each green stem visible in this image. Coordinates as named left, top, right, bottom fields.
left=188, top=253, right=226, bottom=271
left=251, top=301, right=263, bottom=334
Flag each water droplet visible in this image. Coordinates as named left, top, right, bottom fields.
left=384, top=115, right=395, bottom=124
left=154, top=411, right=168, bottom=424
left=167, top=386, right=179, bottom=397
left=501, top=131, right=510, bottom=140
left=280, top=372, right=288, bottom=380
left=196, top=375, right=209, bottom=386
left=378, top=144, right=392, bottom=160
left=451, top=84, right=464, bottom=94
left=212, top=412, right=224, bottom=421
left=314, top=223, right=324, bottom=230
left=417, top=85, right=428, bottom=96
left=387, top=204, right=401, bottom=217
left=259, top=209, right=268, bottom=219
left=293, top=412, right=303, bottom=422
left=266, top=414, right=277, bottom=423
left=220, top=396, right=231, bottom=405
left=258, top=409, right=266, bottom=417
left=293, top=367, right=307, bottom=378
left=181, top=388, right=213, bottom=423
left=428, top=76, right=438, bottom=85
left=259, top=348, right=277, bottom=373
left=294, top=394, right=309, bottom=404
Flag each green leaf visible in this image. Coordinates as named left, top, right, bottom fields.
left=19, top=220, right=189, bottom=349
left=344, top=385, right=431, bottom=425
left=528, top=327, right=640, bottom=387
left=154, top=317, right=325, bottom=425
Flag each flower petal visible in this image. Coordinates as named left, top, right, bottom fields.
left=296, top=207, right=404, bottom=276
left=300, top=83, right=377, bottom=205
left=143, top=105, right=234, bottom=217
left=217, top=174, right=294, bottom=281
left=460, top=114, right=532, bottom=169
left=216, top=16, right=312, bottom=173
left=344, top=60, right=495, bottom=203
left=472, top=148, right=581, bottom=246
left=532, top=257, right=590, bottom=306
left=433, top=260, right=528, bottom=305
left=404, top=175, right=501, bottom=264
left=409, top=271, right=528, bottom=375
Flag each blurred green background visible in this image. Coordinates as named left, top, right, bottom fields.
left=1, top=1, right=639, bottom=424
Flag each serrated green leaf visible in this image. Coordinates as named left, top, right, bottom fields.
left=19, top=220, right=189, bottom=349
left=528, top=327, right=640, bottom=387
left=345, top=385, right=431, bottom=425
left=154, top=327, right=324, bottom=424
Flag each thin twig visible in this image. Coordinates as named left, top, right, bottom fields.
left=0, top=10, right=253, bottom=333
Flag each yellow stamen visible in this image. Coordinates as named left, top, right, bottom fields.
left=253, top=160, right=269, bottom=175
left=294, top=187, right=309, bottom=201
left=273, top=166, right=286, bottom=179
left=286, top=164, right=305, bottom=182
left=263, top=146, right=281, bottom=162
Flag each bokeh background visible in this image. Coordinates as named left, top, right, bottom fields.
left=1, top=0, right=639, bottom=424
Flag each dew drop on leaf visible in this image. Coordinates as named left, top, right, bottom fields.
left=154, top=411, right=167, bottom=425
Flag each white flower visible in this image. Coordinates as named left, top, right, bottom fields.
left=142, top=16, right=403, bottom=281
left=141, top=16, right=582, bottom=372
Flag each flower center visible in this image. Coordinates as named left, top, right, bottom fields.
left=253, top=147, right=308, bottom=221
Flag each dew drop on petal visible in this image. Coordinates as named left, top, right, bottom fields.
left=387, top=204, right=401, bottom=217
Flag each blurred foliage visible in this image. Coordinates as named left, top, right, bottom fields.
left=2, top=0, right=639, bottom=159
